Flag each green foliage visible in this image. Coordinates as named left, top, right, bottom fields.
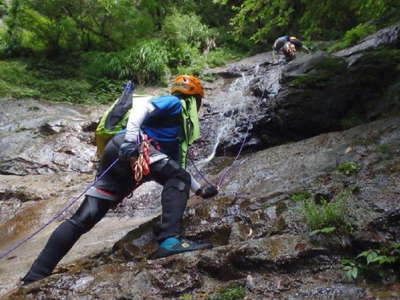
left=2, top=0, right=157, bottom=56
left=336, top=162, right=360, bottom=176
left=212, top=0, right=398, bottom=46
left=162, top=10, right=211, bottom=49
left=0, top=59, right=120, bottom=104
left=230, top=0, right=295, bottom=43
left=328, top=23, right=377, bottom=52
left=341, top=258, right=359, bottom=280
left=161, top=9, right=212, bottom=75
left=341, top=243, right=400, bottom=282
left=376, top=144, right=391, bottom=154
left=301, top=189, right=351, bottom=231
left=299, top=1, right=358, bottom=40
left=83, top=39, right=169, bottom=85
left=205, top=48, right=243, bottom=68
left=309, top=226, right=336, bottom=236
left=208, top=283, right=245, bottom=300
left=356, top=0, right=400, bottom=24
left=290, top=191, right=312, bottom=202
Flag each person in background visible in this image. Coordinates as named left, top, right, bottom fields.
left=272, top=35, right=311, bottom=62
left=21, top=75, right=218, bottom=286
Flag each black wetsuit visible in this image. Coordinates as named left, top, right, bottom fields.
left=22, top=134, right=191, bottom=284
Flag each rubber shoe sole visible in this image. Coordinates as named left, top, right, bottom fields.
left=152, top=240, right=213, bottom=259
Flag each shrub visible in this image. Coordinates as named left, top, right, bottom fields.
left=290, top=191, right=312, bottom=202
left=328, top=23, right=377, bottom=52
left=206, top=48, right=242, bottom=68
left=0, top=59, right=119, bottom=104
left=336, top=162, right=360, bottom=176
left=342, top=242, right=400, bottom=282
left=208, top=283, right=245, bottom=300
left=301, top=189, right=351, bottom=231
left=162, top=10, right=211, bottom=49
left=83, top=39, right=170, bottom=85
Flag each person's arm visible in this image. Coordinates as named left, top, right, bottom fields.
left=124, top=97, right=155, bottom=143
left=291, top=39, right=310, bottom=53
left=190, top=174, right=201, bottom=194
left=301, top=44, right=311, bottom=53
left=119, top=97, right=155, bottom=160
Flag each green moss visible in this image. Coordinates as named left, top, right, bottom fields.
left=336, top=162, right=360, bottom=176
left=208, top=283, right=245, bottom=300
left=376, top=144, right=391, bottom=154
left=328, top=23, right=378, bottom=53
left=290, top=191, right=312, bottom=202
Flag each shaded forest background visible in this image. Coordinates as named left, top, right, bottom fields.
left=0, top=0, right=399, bottom=103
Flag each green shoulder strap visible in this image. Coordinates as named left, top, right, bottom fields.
left=179, top=96, right=200, bottom=168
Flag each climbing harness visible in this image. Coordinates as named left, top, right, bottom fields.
left=130, top=136, right=152, bottom=182
left=0, top=158, right=120, bottom=260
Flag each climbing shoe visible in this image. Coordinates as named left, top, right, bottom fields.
left=152, top=237, right=212, bottom=259
left=20, top=262, right=51, bottom=286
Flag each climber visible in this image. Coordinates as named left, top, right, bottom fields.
left=272, top=35, right=310, bottom=62
left=21, top=75, right=218, bottom=286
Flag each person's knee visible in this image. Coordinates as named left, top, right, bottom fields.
left=156, top=159, right=191, bottom=196
left=153, top=159, right=191, bottom=185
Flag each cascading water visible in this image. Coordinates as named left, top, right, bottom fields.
left=191, top=57, right=286, bottom=172
left=195, top=66, right=262, bottom=168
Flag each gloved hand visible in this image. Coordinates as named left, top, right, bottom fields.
left=196, top=185, right=218, bottom=199
left=119, top=142, right=138, bottom=161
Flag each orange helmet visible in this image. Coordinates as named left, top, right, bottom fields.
left=171, top=75, right=204, bottom=98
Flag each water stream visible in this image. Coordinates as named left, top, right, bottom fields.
left=197, top=67, right=262, bottom=167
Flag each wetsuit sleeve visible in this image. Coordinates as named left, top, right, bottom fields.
left=124, top=97, right=156, bottom=143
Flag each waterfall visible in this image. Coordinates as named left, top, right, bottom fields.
left=196, top=68, right=260, bottom=168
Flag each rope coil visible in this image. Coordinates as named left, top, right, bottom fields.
left=130, top=136, right=151, bottom=182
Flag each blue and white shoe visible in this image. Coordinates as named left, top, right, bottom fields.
left=153, top=237, right=212, bottom=258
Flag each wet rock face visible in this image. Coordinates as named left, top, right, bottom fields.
left=200, top=24, right=400, bottom=156
left=0, top=99, right=103, bottom=175
left=248, top=49, right=400, bottom=151
left=12, top=117, right=394, bottom=299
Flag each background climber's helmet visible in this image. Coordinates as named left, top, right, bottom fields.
left=171, top=75, right=204, bottom=98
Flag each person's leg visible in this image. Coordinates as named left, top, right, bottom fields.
left=150, top=158, right=212, bottom=258
left=151, top=158, right=190, bottom=240
left=21, top=196, right=112, bottom=285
